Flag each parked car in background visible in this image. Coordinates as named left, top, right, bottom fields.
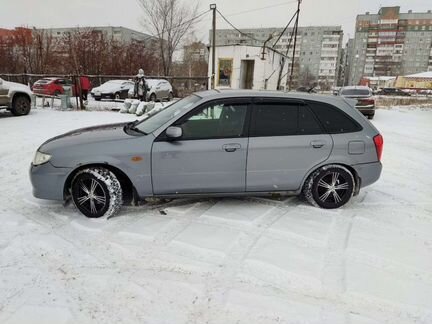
left=0, top=78, right=33, bottom=116
left=376, top=87, right=411, bottom=96
left=32, top=77, right=92, bottom=97
left=30, top=90, right=383, bottom=218
left=128, top=79, right=174, bottom=101
left=91, top=80, right=134, bottom=101
left=339, top=86, right=375, bottom=119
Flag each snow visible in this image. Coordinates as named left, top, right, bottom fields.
left=1, top=106, right=432, bottom=323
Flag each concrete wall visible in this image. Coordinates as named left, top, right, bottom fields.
left=208, top=46, right=288, bottom=90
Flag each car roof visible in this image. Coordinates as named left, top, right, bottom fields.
left=340, top=86, right=371, bottom=90
left=194, top=89, right=348, bottom=106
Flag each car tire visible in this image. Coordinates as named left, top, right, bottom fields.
left=302, top=165, right=355, bottom=209
left=149, top=93, right=157, bottom=102
left=114, top=92, right=121, bottom=100
left=10, top=95, right=31, bottom=116
left=71, top=167, right=123, bottom=218
left=368, top=114, right=374, bottom=120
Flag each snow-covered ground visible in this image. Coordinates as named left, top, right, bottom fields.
left=0, top=106, right=432, bottom=324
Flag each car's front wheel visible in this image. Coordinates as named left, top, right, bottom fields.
left=302, top=165, right=355, bottom=209
left=11, top=95, right=31, bottom=116
left=149, top=93, right=157, bottom=102
left=71, top=167, right=123, bottom=218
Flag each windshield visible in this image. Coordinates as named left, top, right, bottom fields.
left=135, top=95, right=201, bottom=134
left=340, top=89, right=371, bottom=96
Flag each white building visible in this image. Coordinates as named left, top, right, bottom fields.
left=208, top=45, right=288, bottom=90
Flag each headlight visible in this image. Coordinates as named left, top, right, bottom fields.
left=33, top=151, right=51, bottom=166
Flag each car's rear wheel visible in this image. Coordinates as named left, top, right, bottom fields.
left=149, top=93, right=157, bottom=102
left=10, top=95, right=31, bottom=116
left=302, top=165, right=355, bottom=209
left=368, top=114, right=374, bottom=120
left=114, top=92, right=121, bottom=100
left=71, top=168, right=123, bottom=218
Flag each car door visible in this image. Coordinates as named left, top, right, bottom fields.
left=0, top=79, right=9, bottom=106
left=151, top=99, right=251, bottom=194
left=246, top=98, right=333, bottom=192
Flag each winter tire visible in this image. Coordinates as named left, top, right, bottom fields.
left=150, top=93, right=157, bottom=102
left=114, top=92, right=121, bottom=100
left=71, top=168, right=123, bottom=218
left=11, top=95, right=31, bottom=116
left=368, top=114, right=374, bottom=120
left=302, top=165, right=355, bottom=209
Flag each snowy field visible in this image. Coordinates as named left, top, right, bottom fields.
left=0, top=106, right=432, bottom=324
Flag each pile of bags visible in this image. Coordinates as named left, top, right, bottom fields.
left=120, top=99, right=156, bottom=116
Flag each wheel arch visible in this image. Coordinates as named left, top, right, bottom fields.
left=11, top=91, right=31, bottom=106
left=300, top=163, right=360, bottom=195
left=64, top=163, right=138, bottom=204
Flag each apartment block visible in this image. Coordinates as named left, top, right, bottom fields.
left=349, top=7, right=432, bottom=85
left=39, top=26, right=156, bottom=47
left=211, top=26, right=343, bottom=87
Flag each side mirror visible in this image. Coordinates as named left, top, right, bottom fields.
left=166, top=126, right=182, bottom=139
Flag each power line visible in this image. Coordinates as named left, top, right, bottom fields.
left=216, top=9, right=260, bottom=42
left=272, top=9, right=299, bottom=48
left=226, top=1, right=299, bottom=17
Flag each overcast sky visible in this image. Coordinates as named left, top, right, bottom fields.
left=0, top=0, right=430, bottom=43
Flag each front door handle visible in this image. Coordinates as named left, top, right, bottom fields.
left=310, top=140, right=326, bottom=148
left=223, top=143, right=241, bottom=152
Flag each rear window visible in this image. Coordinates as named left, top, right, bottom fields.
left=340, top=89, right=370, bottom=96
left=251, top=103, right=298, bottom=136
left=308, top=102, right=362, bottom=134
left=251, top=102, right=323, bottom=136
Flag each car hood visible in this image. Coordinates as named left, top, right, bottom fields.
left=3, top=80, right=33, bottom=95
left=40, top=122, right=134, bottom=152
left=92, top=83, right=122, bottom=93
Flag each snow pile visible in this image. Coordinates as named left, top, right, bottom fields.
left=0, top=107, right=432, bottom=323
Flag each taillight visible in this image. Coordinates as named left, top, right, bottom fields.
left=360, top=99, right=375, bottom=105
left=373, top=134, right=384, bottom=161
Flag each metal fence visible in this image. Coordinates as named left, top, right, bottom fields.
left=0, top=73, right=209, bottom=97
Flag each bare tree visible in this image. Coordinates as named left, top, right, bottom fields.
left=138, top=0, right=199, bottom=76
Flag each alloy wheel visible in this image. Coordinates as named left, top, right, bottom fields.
left=74, top=177, right=108, bottom=216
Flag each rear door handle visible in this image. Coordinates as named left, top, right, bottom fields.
left=223, top=143, right=241, bottom=152
left=310, top=140, right=326, bottom=148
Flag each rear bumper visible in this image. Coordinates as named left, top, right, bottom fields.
left=353, top=161, right=382, bottom=188
left=29, top=162, right=72, bottom=201
left=356, top=105, right=375, bottom=115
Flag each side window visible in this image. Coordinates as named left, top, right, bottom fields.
left=308, top=102, right=362, bottom=134
left=179, top=102, right=248, bottom=140
left=298, top=105, right=322, bottom=134
left=251, top=102, right=298, bottom=137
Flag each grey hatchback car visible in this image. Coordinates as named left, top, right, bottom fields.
left=30, top=90, right=383, bottom=218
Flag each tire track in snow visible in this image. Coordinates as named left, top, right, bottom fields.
left=186, top=204, right=290, bottom=324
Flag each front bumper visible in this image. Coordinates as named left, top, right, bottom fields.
left=353, top=161, right=382, bottom=189
left=29, top=162, right=72, bottom=201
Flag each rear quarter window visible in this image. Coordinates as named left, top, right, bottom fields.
left=308, top=101, right=362, bottom=134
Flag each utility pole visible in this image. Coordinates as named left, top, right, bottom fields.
left=210, top=4, right=217, bottom=89
left=288, top=0, right=301, bottom=91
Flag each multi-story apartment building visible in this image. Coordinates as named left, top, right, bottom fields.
left=349, top=7, right=432, bottom=85
left=211, top=26, right=344, bottom=87
left=39, top=26, right=156, bottom=47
